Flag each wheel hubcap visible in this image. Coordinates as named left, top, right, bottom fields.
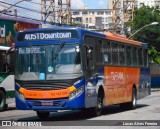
left=97, top=97, right=102, bottom=114
left=0, top=93, right=4, bottom=107
left=133, top=92, right=136, bottom=107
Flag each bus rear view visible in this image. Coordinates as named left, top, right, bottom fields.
left=15, top=28, right=85, bottom=119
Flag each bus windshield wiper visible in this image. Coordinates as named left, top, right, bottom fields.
left=52, top=42, right=65, bottom=60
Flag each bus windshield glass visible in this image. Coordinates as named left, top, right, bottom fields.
left=15, top=44, right=82, bottom=80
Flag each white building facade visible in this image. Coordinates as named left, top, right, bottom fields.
left=137, top=0, right=160, bottom=8
left=71, top=9, right=113, bottom=31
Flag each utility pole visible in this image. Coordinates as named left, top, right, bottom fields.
left=41, top=0, right=71, bottom=24
left=57, top=0, right=62, bottom=23
left=57, top=0, right=71, bottom=24
left=41, top=0, right=55, bottom=23
left=111, top=0, right=136, bottom=34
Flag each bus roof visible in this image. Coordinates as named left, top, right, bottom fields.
left=18, top=27, right=147, bottom=47
left=0, top=46, right=10, bottom=50
left=104, top=32, right=142, bottom=46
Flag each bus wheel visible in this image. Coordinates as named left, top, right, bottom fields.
left=92, top=92, right=103, bottom=117
left=127, top=87, right=137, bottom=110
left=0, top=90, right=6, bottom=112
left=36, top=111, right=50, bottom=120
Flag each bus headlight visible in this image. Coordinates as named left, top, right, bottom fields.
left=76, top=86, right=84, bottom=96
left=69, top=90, right=77, bottom=100
left=69, top=86, right=84, bottom=100
left=16, top=90, right=25, bottom=101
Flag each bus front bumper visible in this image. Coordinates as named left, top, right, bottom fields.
left=15, top=93, right=85, bottom=111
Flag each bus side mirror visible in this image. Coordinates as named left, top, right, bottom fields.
left=85, top=46, right=94, bottom=70
left=87, top=48, right=93, bottom=60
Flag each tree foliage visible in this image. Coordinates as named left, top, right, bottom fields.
left=128, top=6, right=160, bottom=63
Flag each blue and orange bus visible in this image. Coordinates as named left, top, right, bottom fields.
left=15, top=27, right=151, bottom=119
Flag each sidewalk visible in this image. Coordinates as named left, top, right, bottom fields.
left=151, top=88, right=160, bottom=92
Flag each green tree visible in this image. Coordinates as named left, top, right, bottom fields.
left=128, top=6, right=160, bottom=63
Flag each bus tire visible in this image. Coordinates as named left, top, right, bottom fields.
left=36, top=111, right=50, bottom=120
left=91, top=91, right=104, bottom=117
left=120, top=87, right=137, bottom=110
left=127, top=87, right=137, bottom=110
left=0, top=90, right=6, bottom=112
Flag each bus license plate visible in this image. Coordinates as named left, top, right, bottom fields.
left=41, top=102, right=53, bottom=106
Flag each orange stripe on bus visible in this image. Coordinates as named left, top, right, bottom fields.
left=105, top=35, right=141, bottom=46
left=19, top=86, right=76, bottom=99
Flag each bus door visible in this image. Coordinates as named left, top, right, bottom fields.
left=5, top=48, right=15, bottom=103
left=6, top=48, right=15, bottom=74
left=83, top=36, right=95, bottom=80
left=83, top=36, right=97, bottom=107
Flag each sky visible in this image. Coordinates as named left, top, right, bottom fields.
left=82, top=0, right=108, bottom=9
left=0, top=0, right=109, bottom=20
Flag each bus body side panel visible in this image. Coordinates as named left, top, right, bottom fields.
left=104, top=66, right=140, bottom=105
left=85, top=67, right=104, bottom=108
left=0, top=74, right=15, bottom=104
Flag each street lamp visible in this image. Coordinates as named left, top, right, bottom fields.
left=128, top=22, right=159, bottom=39
left=0, top=0, right=31, bottom=16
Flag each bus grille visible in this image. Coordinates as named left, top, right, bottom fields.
left=16, top=79, right=78, bottom=90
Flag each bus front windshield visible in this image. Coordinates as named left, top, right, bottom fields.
left=15, top=44, right=82, bottom=80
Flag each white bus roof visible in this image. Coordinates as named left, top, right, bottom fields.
left=0, top=46, right=10, bottom=50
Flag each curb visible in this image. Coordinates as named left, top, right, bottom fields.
left=151, top=89, right=160, bottom=92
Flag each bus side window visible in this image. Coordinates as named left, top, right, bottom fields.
left=126, top=46, right=132, bottom=66
left=138, top=48, right=143, bottom=67
left=103, top=41, right=111, bottom=65
left=119, top=44, right=125, bottom=66
left=132, top=47, right=138, bottom=67
left=7, top=52, right=15, bottom=73
left=143, top=49, right=148, bottom=67
left=0, top=51, right=6, bottom=73
left=95, top=39, right=103, bottom=65
left=111, top=43, right=118, bottom=65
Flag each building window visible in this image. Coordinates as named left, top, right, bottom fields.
left=86, top=24, right=88, bottom=28
left=82, top=11, right=88, bottom=15
left=105, top=17, right=108, bottom=22
left=89, top=18, right=92, bottom=23
left=86, top=18, right=88, bottom=23
left=75, top=17, right=82, bottom=23
left=73, top=12, right=79, bottom=15
left=97, top=11, right=104, bottom=15
left=102, top=18, right=104, bottom=22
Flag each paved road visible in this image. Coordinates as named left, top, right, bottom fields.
left=0, top=91, right=160, bottom=128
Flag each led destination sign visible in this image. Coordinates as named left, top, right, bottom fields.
left=25, top=32, right=71, bottom=40
left=17, top=30, right=79, bottom=41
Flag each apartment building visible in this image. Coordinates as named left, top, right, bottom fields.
left=137, top=0, right=160, bottom=8
left=108, top=0, right=160, bottom=9
left=71, top=9, right=113, bottom=31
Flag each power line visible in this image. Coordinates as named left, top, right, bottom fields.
left=1, top=13, right=41, bottom=22
left=27, top=0, right=69, bottom=10
left=0, top=1, right=41, bottom=14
